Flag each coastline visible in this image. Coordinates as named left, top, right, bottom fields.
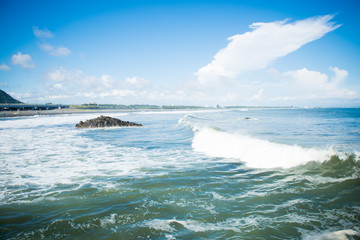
left=1, top=106, right=324, bottom=118
left=0, top=108, right=138, bottom=118
left=0, top=107, right=215, bottom=118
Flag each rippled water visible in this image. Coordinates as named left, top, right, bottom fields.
left=1, top=108, right=359, bottom=239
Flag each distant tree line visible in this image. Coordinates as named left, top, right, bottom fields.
left=70, top=104, right=211, bottom=110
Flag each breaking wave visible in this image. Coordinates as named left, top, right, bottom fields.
left=192, top=127, right=339, bottom=169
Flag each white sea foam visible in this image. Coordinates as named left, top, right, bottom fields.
left=145, top=217, right=276, bottom=233
left=145, top=217, right=268, bottom=233
left=192, top=127, right=333, bottom=169
left=100, top=213, right=118, bottom=228
left=146, top=211, right=339, bottom=234
left=145, top=219, right=177, bottom=232
left=0, top=113, right=129, bottom=129
left=302, top=229, right=359, bottom=240
left=0, top=113, right=208, bottom=204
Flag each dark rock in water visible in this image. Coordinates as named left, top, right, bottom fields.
left=75, top=115, right=142, bottom=128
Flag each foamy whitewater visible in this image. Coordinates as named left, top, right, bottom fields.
left=1, top=108, right=359, bottom=239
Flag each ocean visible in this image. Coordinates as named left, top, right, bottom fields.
left=0, top=108, right=359, bottom=239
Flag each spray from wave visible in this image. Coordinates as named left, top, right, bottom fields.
left=191, top=127, right=335, bottom=169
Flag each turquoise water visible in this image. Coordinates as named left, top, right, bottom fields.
left=0, top=108, right=359, bottom=239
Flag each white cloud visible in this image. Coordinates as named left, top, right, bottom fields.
left=0, top=63, right=10, bottom=71
left=284, top=68, right=328, bottom=90
left=47, top=68, right=122, bottom=91
left=54, top=83, right=64, bottom=90
left=47, top=67, right=76, bottom=82
left=39, top=43, right=55, bottom=51
left=33, top=26, right=54, bottom=39
left=45, top=67, right=149, bottom=102
left=48, top=95, right=70, bottom=100
left=79, top=92, right=97, bottom=98
left=271, top=96, right=297, bottom=101
left=100, top=75, right=115, bottom=89
left=39, top=43, right=71, bottom=57
left=283, top=67, right=356, bottom=98
left=33, top=27, right=71, bottom=57
left=10, top=92, right=33, bottom=101
left=40, top=63, right=356, bottom=105
left=250, top=88, right=264, bottom=101
left=11, top=52, right=35, bottom=68
left=195, top=15, right=339, bottom=85
left=47, top=67, right=112, bottom=90
left=124, top=76, right=151, bottom=89
left=329, top=66, right=348, bottom=85
left=99, top=89, right=137, bottom=98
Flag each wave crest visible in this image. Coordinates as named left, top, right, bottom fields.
left=192, top=127, right=335, bottom=169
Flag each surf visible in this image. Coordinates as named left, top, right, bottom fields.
left=192, top=127, right=336, bottom=169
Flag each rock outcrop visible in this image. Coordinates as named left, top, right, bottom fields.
left=75, top=115, right=142, bottom=128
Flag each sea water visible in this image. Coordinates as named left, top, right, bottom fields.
left=0, top=108, right=359, bottom=239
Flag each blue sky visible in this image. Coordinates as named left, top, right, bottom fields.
left=1, top=0, right=360, bottom=106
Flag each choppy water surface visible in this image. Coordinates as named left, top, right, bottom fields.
left=1, top=108, right=359, bottom=239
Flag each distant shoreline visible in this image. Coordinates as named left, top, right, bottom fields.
left=0, top=107, right=218, bottom=118
left=0, top=108, right=138, bottom=118
left=2, top=106, right=348, bottom=118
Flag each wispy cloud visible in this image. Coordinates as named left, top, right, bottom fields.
left=33, top=26, right=54, bottom=39
left=39, top=43, right=71, bottom=57
left=195, top=15, right=340, bottom=85
left=34, top=26, right=71, bottom=57
left=0, top=63, right=10, bottom=71
left=11, top=52, right=35, bottom=68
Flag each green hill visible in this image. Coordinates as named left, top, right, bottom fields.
left=0, top=89, right=23, bottom=104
